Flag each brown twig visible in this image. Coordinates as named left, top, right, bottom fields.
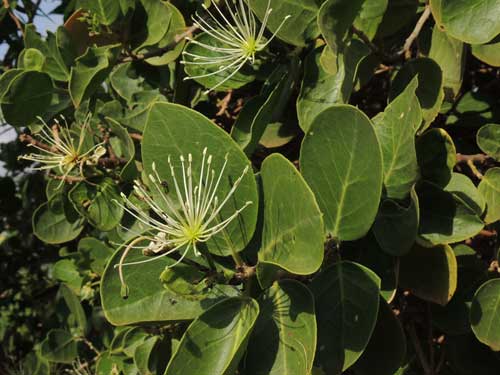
left=456, top=153, right=491, bottom=163
left=352, top=4, right=432, bottom=62
left=48, top=174, right=86, bottom=183
left=120, top=24, right=199, bottom=63
left=408, top=322, right=433, bottom=375
left=401, top=5, right=432, bottom=58
left=129, top=132, right=143, bottom=141
left=234, top=264, right=256, bottom=281
left=19, top=134, right=52, bottom=152
left=216, top=90, right=233, bottom=117
left=3, top=0, right=24, bottom=35
left=98, top=156, right=128, bottom=168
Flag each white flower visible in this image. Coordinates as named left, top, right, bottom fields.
left=181, top=0, right=291, bottom=93
left=19, top=115, right=105, bottom=181
left=115, top=148, right=252, bottom=295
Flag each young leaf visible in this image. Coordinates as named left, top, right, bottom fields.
left=373, top=77, right=420, bottom=199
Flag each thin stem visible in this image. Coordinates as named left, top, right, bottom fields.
left=401, top=5, right=431, bottom=58
left=408, top=322, right=433, bottom=375
left=116, top=236, right=149, bottom=298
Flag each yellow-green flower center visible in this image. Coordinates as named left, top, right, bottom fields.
left=242, top=37, right=257, bottom=57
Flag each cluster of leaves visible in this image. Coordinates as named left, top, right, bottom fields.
left=1, top=0, right=500, bottom=374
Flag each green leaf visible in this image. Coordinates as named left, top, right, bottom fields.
left=432, top=244, right=487, bottom=335
left=477, top=123, right=500, bottom=160
left=472, top=41, right=500, bottom=67
left=297, top=42, right=370, bottom=132
left=352, top=298, right=406, bottom=375
left=418, top=181, right=484, bottom=245
left=33, top=194, right=85, bottom=245
left=478, top=167, right=500, bottom=223
left=137, top=2, right=186, bottom=66
left=245, top=280, right=316, bottom=375
left=318, top=0, right=365, bottom=67
left=429, top=26, right=465, bottom=100
left=399, top=243, right=457, bottom=305
left=165, top=297, right=259, bottom=375
left=372, top=189, right=419, bottom=256
left=376, top=0, right=418, bottom=37
left=134, top=336, right=168, bottom=375
left=24, top=25, right=75, bottom=81
left=78, top=237, right=114, bottom=276
left=390, top=58, right=444, bottom=131
left=183, top=32, right=256, bottom=92
left=53, top=259, right=83, bottom=294
left=19, top=48, right=45, bottom=71
left=0, top=69, right=24, bottom=99
left=300, top=105, right=383, bottom=241
left=257, top=154, right=324, bottom=287
left=416, top=128, right=456, bottom=187
left=445, top=172, right=485, bottom=216
left=373, top=77, right=420, bottom=199
left=470, top=278, right=500, bottom=351
left=80, top=0, right=121, bottom=25
left=231, top=61, right=299, bottom=155
left=133, top=0, right=173, bottom=50
left=110, top=62, right=145, bottom=102
left=106, top=117, right=137, bottom=181
left=249, top=0, right=320, bottom=47
left=1, top=71, right=54, bottom=127
left=69, top=45, right=121, bottom=107
left=142, top=102, right=258, bottom=257
left=60, top=284, right=87, bottom=335
left=40, top=329, right=78, bottom=364
left=101, top=247, right=239, bottom=325
left=351, top=234, right=399, bottom=303
left=431, top=0, right=500, bottom=44
left=353, top=0, right=389, bottom=40
left=311, top=261, right=381, bottom=373
left=69, top=178, right=124, bottom=232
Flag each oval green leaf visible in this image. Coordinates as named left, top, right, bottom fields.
left=432, top=0, right=500, bottom=44
left=399, top=243, right=457, bottom=306
left=300, top=105, right=383, bottom=241
left=478, top=167, right=500, bottom=223
left=245, top=280, right=316, bottom=375
left=418, top=181, right=484, bottom=245
left=165, top=297, right=259, bottom=375
left=311, top=261, right=381, bottom=373
left=471, top=278, right=500, bottom=351
left=257, top=154, right=324, bottom=286
left=477, top=123, right=500, bottom=160
left=352, top=298, right=406, bottom=375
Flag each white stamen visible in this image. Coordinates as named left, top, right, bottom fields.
left=182, top=0, right=291, bottom=93
left=114, top=149, right=253, bottom=291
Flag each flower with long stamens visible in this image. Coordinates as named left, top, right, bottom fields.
left=114, top=148, right=252, bottom=297
left=18, top=115, right=106, bottom=182
left=181, top=0, right=291, bottom=93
